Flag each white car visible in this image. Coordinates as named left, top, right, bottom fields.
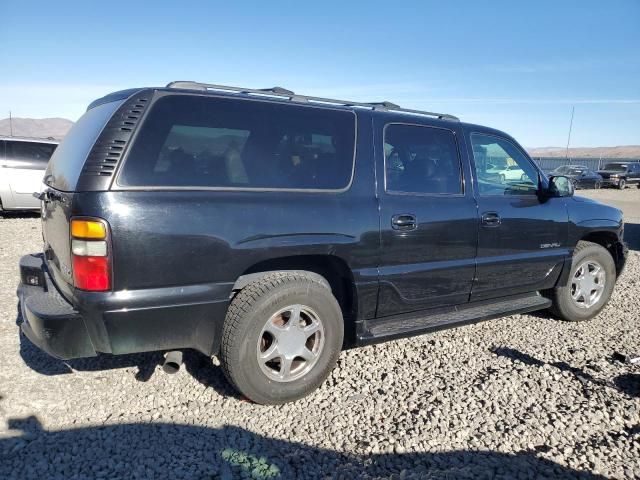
left=487, top=164, right=526, bottom=182
left=0, top=136, right=58, bottom=211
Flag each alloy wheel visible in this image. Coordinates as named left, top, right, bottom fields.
left=570, top=260, right=606, bottom=309
left=257, top=304, right=324, bottom=382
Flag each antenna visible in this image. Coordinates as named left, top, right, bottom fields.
left=9, top=111, right=13, bottom=137
left=565, top=106, right=574, bottom=161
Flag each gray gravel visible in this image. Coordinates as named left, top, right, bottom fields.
left=1, top=189, right=639, bottom=479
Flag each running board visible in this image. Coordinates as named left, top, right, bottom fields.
left=358, top=293, right=552, bottom=345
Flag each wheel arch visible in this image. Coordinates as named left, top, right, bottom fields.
left=579, top=231, right=627, bottom=278
left=232, top=255, right=359, bottom=346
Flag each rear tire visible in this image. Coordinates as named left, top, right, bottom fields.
left=220, top=271, right=344, bottom=404
left=549, top=241, right=615, bottom=322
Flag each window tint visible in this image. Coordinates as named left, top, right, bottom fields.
left=119, top=95, right=356, bottom=190
left=6, top=141, right=57, bottom=169
left=471, top=134, right=539, bottom=196
left=384, top=124, right=462, bottom=194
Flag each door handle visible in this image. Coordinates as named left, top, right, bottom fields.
left=392, top=213, right=417, bottom=231
left=481, top=212, right=501, bottom=227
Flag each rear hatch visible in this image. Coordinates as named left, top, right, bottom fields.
left=40, top=93, right=146, bottom=297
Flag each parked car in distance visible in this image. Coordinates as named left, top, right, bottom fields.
left=486, top=163, right=525, bottom=183
left=550, top=165, right=603, bottom=189
left=0, top=136, right=59, bottom=211
left=597, top=161, right=640, bottom=189
left=18, top=82, right=627, bottom=404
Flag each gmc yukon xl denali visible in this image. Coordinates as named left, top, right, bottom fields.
left=18, top=81, right=627, bottom=404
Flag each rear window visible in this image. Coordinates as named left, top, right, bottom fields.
left=45, top=100, right=124, bottom=191
left=118, top=95, right=356, bottom=190
left=6, top=141, right=57, bottom=169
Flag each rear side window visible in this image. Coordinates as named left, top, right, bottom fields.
left=6, top=141, right=56, bottom=169
left=118, top=95, right=356, bottom=190
left=384, top=124, right=462, bottom=194
left=46, top=100, right=124, bottom=191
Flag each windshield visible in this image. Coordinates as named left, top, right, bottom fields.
left=602, top=164, right=627, bottom=172
left=553, top=166, right=586, bottom=175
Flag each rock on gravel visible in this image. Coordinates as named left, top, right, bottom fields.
left=1, top=200, right=639, bottom=479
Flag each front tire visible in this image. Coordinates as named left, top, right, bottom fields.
left=618, top=179, right=626, bottom=190
left=220, top=271, right=344, bottom=404
left=549, top=241, right=616, bottom=321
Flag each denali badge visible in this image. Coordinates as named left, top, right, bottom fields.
left=540, top=242, right=561, bottom=249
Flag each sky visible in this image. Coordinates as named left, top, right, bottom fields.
left=1, top=0, right=638, bottom=148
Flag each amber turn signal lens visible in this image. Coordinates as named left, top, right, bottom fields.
left=71, top=219, right=106, bottom=239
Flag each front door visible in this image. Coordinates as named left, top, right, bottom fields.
left=467, top=131, right=569, bottom=301
left=376, top=120, right=478, bottom=317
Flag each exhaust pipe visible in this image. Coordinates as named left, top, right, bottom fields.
left=162, top=350, right=183, bottom=374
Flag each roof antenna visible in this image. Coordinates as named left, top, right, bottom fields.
left=564, top=106, right=575, bottom=163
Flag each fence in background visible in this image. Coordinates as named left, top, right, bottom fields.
left=532, top=157, right=640, bottom=172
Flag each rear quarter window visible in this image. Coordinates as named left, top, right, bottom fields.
left=118, top=95, right=356, bottom=190
left=45, top=100, right=124, bottom=191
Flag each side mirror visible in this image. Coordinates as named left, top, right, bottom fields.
left=547, top=175, right=574, bottom=197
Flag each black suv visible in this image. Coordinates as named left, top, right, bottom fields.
left=18, top=82, right=627, bottom=404
left=597, top=161, right=640, bottom=189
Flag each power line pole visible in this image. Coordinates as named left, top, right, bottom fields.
left=9, top=111, right=13, bottom=136
left=565, top=106, right=574, bottom=162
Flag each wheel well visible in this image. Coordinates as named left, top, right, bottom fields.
left=238, top=255, right=358, bottom=346
left=581, top=231, right=626, bottom=277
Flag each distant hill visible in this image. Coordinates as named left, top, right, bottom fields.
left=1, top=117, right=638, bottom=160
left=527, top=145, right=640, bottom=159
left=0, top=117, right=74, bottom=140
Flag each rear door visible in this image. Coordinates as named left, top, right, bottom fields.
left=375, top=119, right=478, bottom=317
left=467, top=131, right=569, bottom=301
left=5, top=140, right=55, bottom=208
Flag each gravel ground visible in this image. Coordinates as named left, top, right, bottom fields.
left=1, top=189, right=639, bottom=479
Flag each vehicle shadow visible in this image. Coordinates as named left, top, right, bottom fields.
left=614, top=373, right=640, bottom=398
left=489, top=346, right=635, bottom=399
left=0, top=211, right=40, bottom=219
left=624, top=222, right=640, bottom=251
left=0, top=416, right=608, bottom=479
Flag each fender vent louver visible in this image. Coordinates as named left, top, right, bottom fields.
left=80, top=92, right=152, bottom=179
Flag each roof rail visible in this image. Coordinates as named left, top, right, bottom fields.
left=165, top=81, right=459, bottom=121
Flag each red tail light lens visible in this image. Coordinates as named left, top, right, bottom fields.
left=72, top=255, right=111, bottom=291
left=70, top=217, right=111, bottom=291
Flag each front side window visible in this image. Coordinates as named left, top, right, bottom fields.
left=384, top=124, right=462, bottom=194
left=119, top=95, right=356, bottom=190
left=471, top=134, right=539, bottom=196
left=6, top=141, right=57, bottom=169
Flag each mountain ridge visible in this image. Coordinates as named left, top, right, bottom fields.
left=1, top=118, right=638, bottom=158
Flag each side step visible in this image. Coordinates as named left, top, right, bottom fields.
left=358, top=293, right=552, bottom=345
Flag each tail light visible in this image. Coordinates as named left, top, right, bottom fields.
left=70, top=218, right=111, bottom=291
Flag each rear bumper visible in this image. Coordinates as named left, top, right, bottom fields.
left=17, top=254, right=96, bottom=360
left=18, top=253, right=231, bottom=361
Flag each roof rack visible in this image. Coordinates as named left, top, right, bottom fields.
left=165, top=81, right=459, bottom=121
